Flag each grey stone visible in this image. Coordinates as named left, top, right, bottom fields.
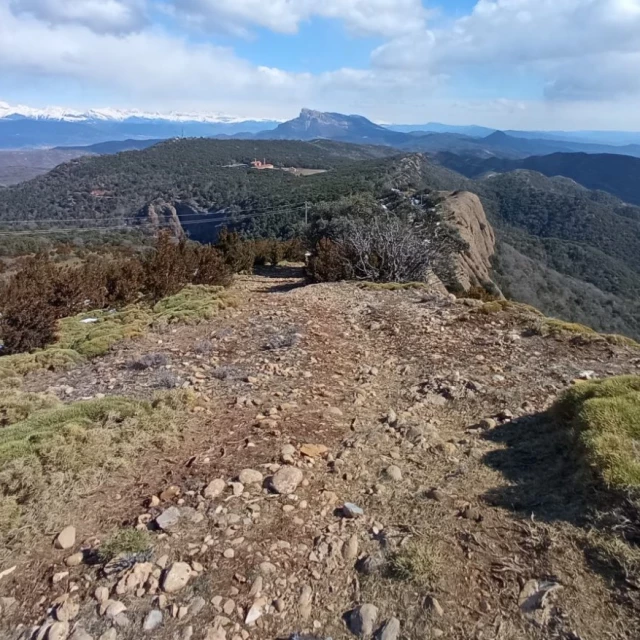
left=385, top=466, right=402, bottom=481
left=189, top=596, right=206, bottom=617
left=342, top=503, right=364, bottom=518
left=424, top=595, right=444, bottom=617
left=69, top=629, right=94, bottom=640
left=270, top=467, right=303, bottom=495
left=143, top=610, right=163, bottom=632
left=349, top=604, right=379, bottom=637
left=238, top=469, right=263, bottom=485
left=155, top=506, right=181, bottom=530
left=161, top=563, right=192, bottom=593
left=47, top=622, right=70, bottom=640
left=55, top=526, right=76, bottom=550
left=204, top=478, right=226, bottom=499
left=376, top=617, right=400, bottom=640
left=98, top=630, right=117, bottom=640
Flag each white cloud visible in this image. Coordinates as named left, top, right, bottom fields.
left=9, top=0, right=147, bottom=34
left=0, top=1, right=411, bottom=119
left=371, top=0, right=640, bottom=103
left=2, top=0, right=640, bottom=127
left=173, top=0, right=428, bottom=37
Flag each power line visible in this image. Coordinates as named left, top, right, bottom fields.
left=0, top=204, right=308, bottom=237
left=0, top=203, right=308, bottom=227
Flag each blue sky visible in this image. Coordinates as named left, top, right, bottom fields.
left=1, top=0, right=640, bottom=129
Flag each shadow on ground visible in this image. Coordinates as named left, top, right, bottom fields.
left=253, top=265, right=306, bottom=279
left=483, top=413, right=640, bottom=598
left=482, top=412, right=591, bottom=524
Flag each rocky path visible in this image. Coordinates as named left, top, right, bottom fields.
left=1, top=272, right=639, bottom=640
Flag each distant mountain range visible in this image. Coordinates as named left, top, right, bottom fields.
left=3, top=101, right=640, bottom=158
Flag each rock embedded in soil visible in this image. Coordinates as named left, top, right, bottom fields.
left=385, top=465, right=402, bottom=481
left=55, top=526, right=76, bottom=550
left=270, top=467, right=303, bottom=495
left=245, top=598, right=267, bottom=625
left=156, top=506, right=181, bottom=530
left=204, top=479, right=226, bottom=499
left=350, top=604, right=379, bottom=637
left=376, top=617, right=400, bottom=640
left=238, top=469, right=263, bottom=485
left=143, top=610, right=163, bottom=631
left=344, top=534, right=359, bottom=561
left=161, top=563, right=192, bottom=593
left=47, top=622, right=70, bottom=640
left=69, top=629, right=93, bottom=640
left=64, top=552, right=84, bottom=567
left=98, top=630, right=117, bottom=640
left=424, top=595, right=444, bottom=617
left=342, top=503, right=364, bottom=518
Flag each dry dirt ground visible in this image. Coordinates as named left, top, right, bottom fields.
left=1, top=269, right=640, bottom=640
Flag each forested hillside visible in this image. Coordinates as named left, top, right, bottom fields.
left=1, top=139, right=639, bottom=339
left=435, top=151, right=640, bottom=206
left=0, top=139, right=398, bottom=227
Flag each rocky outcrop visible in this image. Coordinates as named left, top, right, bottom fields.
left=138, top=200, right=184, bottom=237
left=438, top=190, right=500, bottom=293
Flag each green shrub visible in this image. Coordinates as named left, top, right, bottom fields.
left=217, top=228, right=254, bottom=273
left=307, top=238, right=351, bottom=282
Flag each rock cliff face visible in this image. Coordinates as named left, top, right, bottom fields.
left=438, top=190, right=499, bottom=293
left=138, top=200, right=184, bottom=237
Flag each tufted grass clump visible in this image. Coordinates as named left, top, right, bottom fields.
left=0, top=389, right=61, bottom=427
left=553, top=376, right=640, bottom=489
left=0, top=390, right=193, bottom=544
left=99, top=528, right=152, bottom=563
left=388, top=539, right=439, bottom=587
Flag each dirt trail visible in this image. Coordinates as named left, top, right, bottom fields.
left=1, top=271, right=639, bottom=640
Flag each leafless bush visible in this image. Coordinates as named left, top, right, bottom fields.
left=130, top=352, right=170, bottom=370
left=307, top=208, right=466, bottom=286
left=154, top=370, right=181, bottom=389
left=193, top=340, right=214, bottom=355
left=264, top=329, right=301, bottom=350
left=211, top=365, right=244, bottom=380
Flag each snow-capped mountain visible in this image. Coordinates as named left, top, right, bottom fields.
left=0, top=100, right=281, bottom=148
left=0, top=101, right=275, bottom=125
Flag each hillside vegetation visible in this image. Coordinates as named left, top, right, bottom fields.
left=435, top=151, right=640, bottom=206
left=1, top=139, right=640, bottom=339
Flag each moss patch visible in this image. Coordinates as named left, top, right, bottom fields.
left=153, top=285, right=233, bottom=325
left=0, top=285, right=231, bottom=381
left=553, top=376, right=640, bottom=489
left=0, top=390, right=193, bottom=543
